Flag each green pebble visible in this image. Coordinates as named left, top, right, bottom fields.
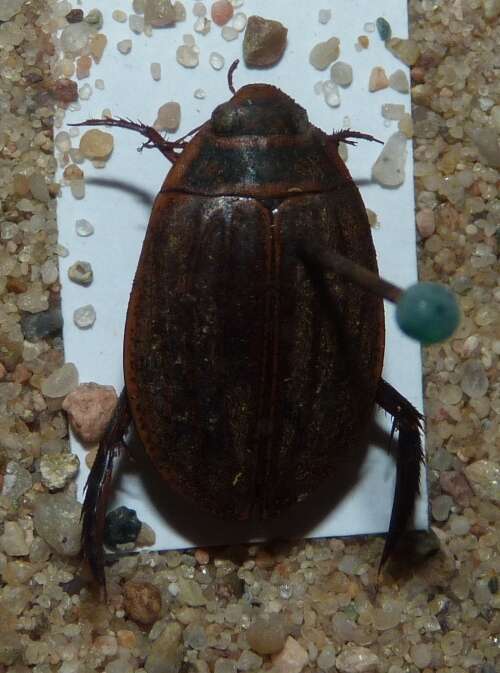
left=376, top=17, right=392, bottom=42
left=396, top=282, right=460, bottom=344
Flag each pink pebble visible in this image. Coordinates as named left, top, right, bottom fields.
left=63, top=382, right=118, bottom=444
left=416, top=208, right=435, bottom=238
left=211, top=0, right=233, bottom=26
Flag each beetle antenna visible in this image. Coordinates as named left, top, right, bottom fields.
left=332, top=128, right=384, bottom=146
left=227, top=59, right=239, bottom=94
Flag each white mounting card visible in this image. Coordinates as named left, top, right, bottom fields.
left=58, top=0, right=427, bottom=552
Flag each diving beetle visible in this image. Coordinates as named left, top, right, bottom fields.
left=73, top=62, right=458, bottom=587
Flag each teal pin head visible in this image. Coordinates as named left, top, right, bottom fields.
left=396, top=282, right=461, bottom=344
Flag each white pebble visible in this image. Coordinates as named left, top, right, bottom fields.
left=323, top=81, right=340, bottom=108
left=330, top=61, right=353, bottom=87
left=372, top=132, right=407, bottom=187
left=183, top=33, right=195, bottom=47
left=117, top=39, right=132, bottom=55
left=194, top=88, right=206, bottom=99
left=193, top=2, right=206, bottom=17
left=222, top=25, right=238, bottom=41
left=75, top=219, right=94, bottom=236
left=232, top=12, right=246, bottom=31
left=55, top=131, right=71, bottom=152
left=209, top=51, right=225, bottom=70
left=176, top=44, right=199, bottom=68
left=364, top=22, right=376, bottom=33
left=129, top=14, right=144, bottom=33
left=194, top=17, right=211, bottom=34
left=95, top=79, right=104, bottom=90
left=78, top=83, right=92, bottom=100
left=318, top=9, right=331, bottom=24
left=73, top=304, right=96, bottom=329
left=112, top=9, right=127, bottom=22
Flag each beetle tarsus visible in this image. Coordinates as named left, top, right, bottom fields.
left=332, top=128, right=384, bottom=146
left=227, top=59, right=240, bottom=94
left=81, top=388, right=132, bottom=591
left=68, top=117, right=185, bottom=162
left=376, top=378, right=424, bottom=572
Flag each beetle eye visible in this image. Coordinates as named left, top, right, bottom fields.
left=211, top=84, right=308, bottom=137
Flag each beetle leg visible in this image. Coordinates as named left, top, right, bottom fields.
left=81, top=388, right=132, bottom=590
left=332, top=128, right=384, bottom=146
left=68, top=117, right=185, bottom=162
left=376, top=378, right=424, bottom=570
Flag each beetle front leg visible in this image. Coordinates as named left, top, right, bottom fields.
left=81, top=388, right=132, bottom=590
left=376, top=378, right=424, bottom=570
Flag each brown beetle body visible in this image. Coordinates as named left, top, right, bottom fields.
left=125, top=85, right=384, bottom=520
left=78, top=83, right=423, bottom=587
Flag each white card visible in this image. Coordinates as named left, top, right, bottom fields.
left=58, top=0, right=427, bottom=551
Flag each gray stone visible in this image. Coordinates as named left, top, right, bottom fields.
left=20, top=308, right=63, bottom=340
left=372, top=132, right=407, bottom=187
left=1, top=461, right=32, bottom=500
left=33, top=493, right=82, bottom=556
left=145, top=622, right=184, bottom=673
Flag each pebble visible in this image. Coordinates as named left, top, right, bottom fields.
left=398, top=113, right=413, bottom=138
left=177, top=577, right=207, bottom=606
left=176, top=44, right=199, bottom=68
left=431, top=494, right=453, bottom=522
left=441, top=629, right=463, bottom=656
left=20, top=308, right=63, bottom=340
left=73, top=304, right=96, bottom=329
left=33, top=493, right=82, bottom=556
left=75, top=218, right=94, bottom=236
left=112, top=9, right=127, bottom=22
left=154, top=101, right=181, bottom=132
left=243, top=15, right=288, bottom=68
left=323, top=81, right=340, bottom=107
left=194, top=17, right=211, bottom=34
left=117, top=39, right=132, bottom=55
left=79, top=129, right=114, bottom=160
left=0, top=0, right=24, bottom=22
left=41, top=362, right=79, bottom=398
left=29, top=173, right=50, bottom=201
left=84, top=8, right=103, bottom=30
left=416, top=207, right=435, bottom=238
left=123, top=580, right=162, bottom=625
left=134, top=521, right=156, bottom=548
left=211, top=0, right=233, bottom=26
left=145, top=0, right=177, bottom=27
left=473, top=127, right=500, bottom=168
left=460, top=359, right=489, bottom=398
left=335, top=646, right=379, bottom=673
left=372, top=603, right=402, bottom=630
left=145, top=622, right=184, bottom=673
left=318, top=9, right=332, bottom=25
left=371, top=132, right=407, bottom=187
left=232, top=12, right=246, bottom=31
left=60, top=22, right=90, bottom=54
left=386, top=37, right=420, bottom=66
left=1, top=461, right=32, bottom=500
left=89, top=33, right=107, bottom=63
left=0, top=521, right=30, bottom=556
left=209, top=51, right=225, bottom=70
left=105, top=506, right=142, bottom=547
left=183, top=623, right=207, bottom=650
left=376, top=17, right=391, bottom=41
left=272, top=636, right=308, bottom=673
left=309, top=36, right=340, bottom=70
left=247, top=615, right=286, bottom=655
left=150, top=62, right=161, bottom=81
left=194, top=88, right=206, bottom=99
left=93, top=634, right=118, bottom=658
left=358, top=35, right=369, bottom=49
left=129, top=14, right=145, bottom=33
left=54, top=77, right=78, bottom=104
left=449, top=514, right=471, bottom=535
left=330, top=61, right=353, bottom=87
left=222, top=25, right=238, bottom=40
left=464, top=460, right=500, bottom=504
left=439, top=470, right=473, bottom=506
left=0, top=632, right=24, bottom=665
left=68, top=260, right=93, bottom=286
left=237, top=649, right=263, bottom=671
left=17, top=286, right=49, bottom=313
left=193, top=2, right=206, bottom=17
left=317, top=645, right=336, bottom=670
left=40, top=453, right=80, bottom=490
left=410, top=643, right=432, bottom=669
left=389, top=69, right=410, bottom=93
left=368, top=66, right=389, bottom=92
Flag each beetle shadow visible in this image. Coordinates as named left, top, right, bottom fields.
left=109, top=411, right=395, bottom=552
left=85, top=176, right=156, bottom=208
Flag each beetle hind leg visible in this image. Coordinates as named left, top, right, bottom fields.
left=376, top=378, right=424, bottom=570
left=81, top=388, right=132, bottom=590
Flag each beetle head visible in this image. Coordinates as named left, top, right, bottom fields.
left=211, top=84, right=309, bottom=137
